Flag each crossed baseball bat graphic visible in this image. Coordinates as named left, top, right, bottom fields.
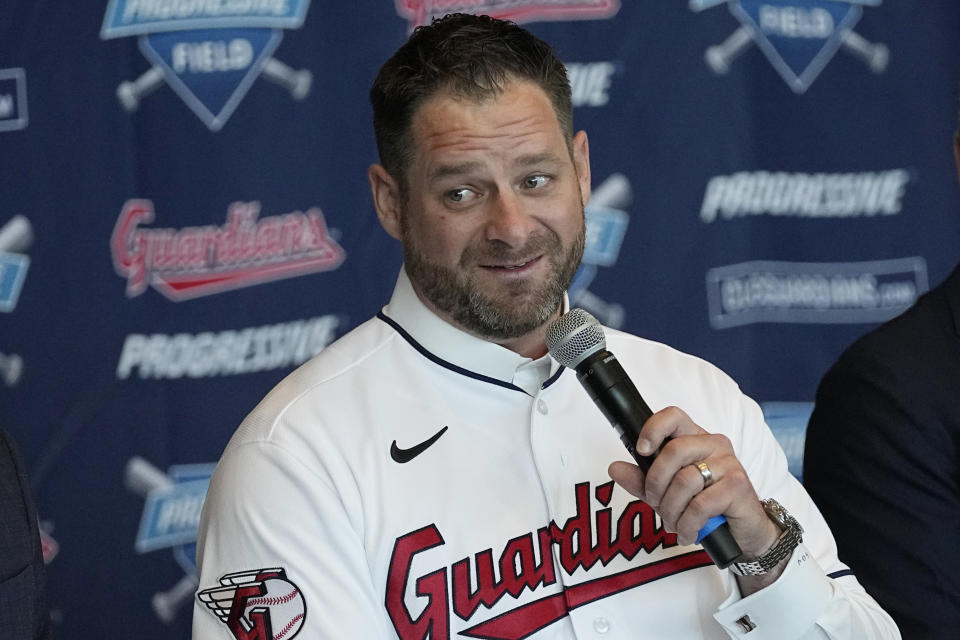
left=125, top=456, right=201, bottom=624
left=117, top=57, right=312, bottom=111
left=705, top=23, right=888, bottom=75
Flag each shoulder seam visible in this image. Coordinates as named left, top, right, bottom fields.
left=223, top=439, right=337, bottom=492
left=258, top=325, right=402, bottom=441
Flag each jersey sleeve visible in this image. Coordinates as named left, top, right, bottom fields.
left=191, top=438, right=393, bottom=639
left=708, top=379, right=901, bottom=640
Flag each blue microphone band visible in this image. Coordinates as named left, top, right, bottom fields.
left=697, top=515, right=728, bottom=544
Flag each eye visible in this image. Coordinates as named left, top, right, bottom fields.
left=446, top=188, right=479, bottom=204
left=522, top=175, right=551, bottom=189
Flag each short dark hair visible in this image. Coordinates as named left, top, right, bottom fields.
left=370, top=13, right=573, bottom=189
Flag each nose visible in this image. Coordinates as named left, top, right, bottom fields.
left=484, top=190, right=536, bottom=247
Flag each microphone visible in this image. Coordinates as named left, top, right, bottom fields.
left=546, top=308, right=742, bottom=569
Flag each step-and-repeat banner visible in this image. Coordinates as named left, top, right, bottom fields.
left=2, top=1, right=959, bottom=637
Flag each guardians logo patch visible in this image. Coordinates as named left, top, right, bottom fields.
left=691, top=0, right=888, bottom=93
left=199, top=568, right=306, bottom=640
left=101, top=0, right=312, bottom=130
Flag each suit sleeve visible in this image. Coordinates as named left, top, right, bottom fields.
left=192, top=438, right=394, bottom=639
left=0, top=429, right=52, bottom=640
left=804, top=343, right=960, bottom=640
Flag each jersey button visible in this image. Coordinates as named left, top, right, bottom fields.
left=593, top=617, right=610, bottom=634
left=537, top=399, right=548, bottom=415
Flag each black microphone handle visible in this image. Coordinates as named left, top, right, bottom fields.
left=575, top=349, right=742, bottom=569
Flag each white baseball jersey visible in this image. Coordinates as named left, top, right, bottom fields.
left=192, top=270, right=899, bottom=640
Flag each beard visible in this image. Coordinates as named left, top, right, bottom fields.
left=400, top=210, right=585, bottom=341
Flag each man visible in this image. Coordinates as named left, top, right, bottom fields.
left=193, top=14, right=898, bottom=639
left=0, top=428, right=52, bottom=639
left=803, top=130, right=960, bottom=638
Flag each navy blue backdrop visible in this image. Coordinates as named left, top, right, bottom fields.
left=1, top=1, right=959, bottom=637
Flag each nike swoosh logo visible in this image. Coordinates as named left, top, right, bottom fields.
left=390, top=426, right=449, bottom=463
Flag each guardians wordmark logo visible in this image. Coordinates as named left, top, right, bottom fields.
left=110, top=200, right=345, bottom=301
left=387, top=481, right=711, bottom=639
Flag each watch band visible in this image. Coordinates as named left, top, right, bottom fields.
left=730, top=499, right=803, bottom=576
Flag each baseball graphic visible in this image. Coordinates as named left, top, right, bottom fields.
left=245, top=577, right=305, bottom=640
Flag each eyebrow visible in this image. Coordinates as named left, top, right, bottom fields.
left=428, top=161, right=485, bottom=184
left=514, top=152, right=563, bottom=168
left=427, top=153, right=564, bottom=185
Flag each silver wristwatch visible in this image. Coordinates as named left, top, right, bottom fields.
left=730, top=499, right=803, bottom=576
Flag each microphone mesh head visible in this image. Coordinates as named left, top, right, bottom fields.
left=545, top=308, right=606, bottom=368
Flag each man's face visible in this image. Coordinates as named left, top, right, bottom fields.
left=392, top=81, right=590, bottom=342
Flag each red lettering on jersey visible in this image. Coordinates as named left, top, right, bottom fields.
left=462, top=551, right=713, bottom=639
left=386, top=524, right=449, bottom=640
left=452, top=528, right=556, bottom=620
left=386, top=481, right=703, bottom=639
left=550, top=482, right=678, bottom=574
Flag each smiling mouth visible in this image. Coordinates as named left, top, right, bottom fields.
left=482, top=256, right=542, bottom=271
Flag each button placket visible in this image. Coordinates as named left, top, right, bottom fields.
left=592, top=616, right=610, bottom=634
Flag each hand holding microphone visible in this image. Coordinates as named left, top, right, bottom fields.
left=546, top=308, right=754, bottom=570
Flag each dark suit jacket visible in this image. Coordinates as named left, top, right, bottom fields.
left=804, top=262, right=960, bottom=640
left=0, top=428, right=52, bottom=639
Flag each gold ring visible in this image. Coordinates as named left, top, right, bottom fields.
left=695, top=461, right=714, bottom=488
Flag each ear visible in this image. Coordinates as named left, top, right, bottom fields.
left=368, top=164, right=403, bottom=240
left=571, top=130, right=592, bottom=208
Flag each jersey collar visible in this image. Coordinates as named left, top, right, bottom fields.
left=379, top=269, right=564, bottom=395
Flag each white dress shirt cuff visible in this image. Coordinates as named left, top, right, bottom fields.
left=713, top=544, right=832, bottom=639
